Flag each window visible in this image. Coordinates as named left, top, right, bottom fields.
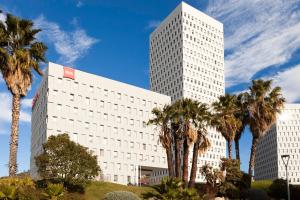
left=89, top=135, right=93, bottom=143
left=104, top=89, right=108, bottom=96
left=57, top=104, right=62, bottom=111
left=85, top=97, right=90, bottom=105
left=52, top=116, right=58, bottom=122
left=143, top=143, right=146, bottom=150
left=113, top=151, right=118, bottom=158
left=72, top=133, right=78, bottom=143
left=100, top=149, right=104, bottom=157
left=53, top=89, right=58, bottom=96
left=113, top=127, right=118, bottom=134
left=100, top=100, right=104, bottom=107
left=70, top=93, right=74, bottom=101
left=103, top=113, right=108, bottom=120
left=117, top=93, right=121, bottom=99
left=113, top=104, right=118, bottom=111
left=114, top=175, right=118, bottom=182
left=116, top=116, right=121, bottom=123
left=130, top=141, right=134, bottom=148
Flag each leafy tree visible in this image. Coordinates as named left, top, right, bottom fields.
left=35, top=134, right=100, bottom=188
left=247, top=79, right=285, bottom=177
left=212, top=94, right=242, bottom=159
left=0, top=13, right=47, bottom=176
left=142, top=178, right=200, bottom=200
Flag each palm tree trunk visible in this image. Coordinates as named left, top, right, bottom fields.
left=182, top=139, right=189, bottom=187
left=9, top=94, right=21, bottom=176
left=188, top=138, right=200, bottom=188
left=248, top=137, right=259, bottom=178
left=175, top=138, right=182, bottom=178
left=235, top=138, right=240, bottom=161
left=166, top=148, right=174, bottom=178
left=228, top=140, right=232, bottom=159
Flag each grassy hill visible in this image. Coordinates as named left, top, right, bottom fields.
left=84, top=181, right=154, bottom=200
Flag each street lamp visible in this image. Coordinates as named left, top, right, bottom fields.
left=281, top=154, right=290, bottom=200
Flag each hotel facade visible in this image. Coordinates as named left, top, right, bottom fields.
left=31, top=2, right=226, bottom=185
left=149, top=2, right=226, bottom=182
left=30, top=62, right=170, bottom=185
left=255, top=104, right=300, bottom=184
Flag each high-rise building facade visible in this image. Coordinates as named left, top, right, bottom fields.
left=30, top=62, right=171, bottom=185
left=149, top=2, right=226, bottom=182
left=255, top=104, right=300, bottom=184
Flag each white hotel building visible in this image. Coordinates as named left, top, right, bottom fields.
left=31, top=2, right=226, bottom=185
left=149, top=2, right=226, bottom=182
left=30, top=62, right=170, bottom=185
left=255, top=104, right=300, bottom=184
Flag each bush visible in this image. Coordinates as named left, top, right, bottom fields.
left=142, top=178, right=200, bottom=200
left=246, top=188, right=269, bottom=200
left=104, top=191, right=140, bottom=200
left=41, top=183, right=64, bottom=200
left=268, top=179, right=287, bottom=199
left=0, top=177, right=40, bottom=199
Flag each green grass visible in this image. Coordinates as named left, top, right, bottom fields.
left=84, top=181, right=154, bottom=200
left=251, top=180, right=272, bottom=192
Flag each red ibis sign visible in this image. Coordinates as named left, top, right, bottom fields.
left=63, top=67, right=75, bottom=79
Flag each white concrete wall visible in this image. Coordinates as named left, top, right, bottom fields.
left=31, top=62, right=171, bottom=185
left=255, top=104, right=300, bottom=184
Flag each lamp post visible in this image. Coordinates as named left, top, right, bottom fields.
left=281, top=154, right=290, bottom=200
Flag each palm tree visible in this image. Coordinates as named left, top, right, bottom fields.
left=212, top=94, right=242, bottom=159
left=234, top=92, right=249, bottom=161
left=0, top=14, right=47, bottom=176
left=148, top=105, right=175, bottom=178
left=174, top=99, right=198, bottom=187
left=188, top=103, right=211, bottom=188
left=247, top=79, right=285, bottom=177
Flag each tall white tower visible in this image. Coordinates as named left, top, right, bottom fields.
left=255, top=104, right=300, bottom=184
left=149, top=2, right=226, bottom=182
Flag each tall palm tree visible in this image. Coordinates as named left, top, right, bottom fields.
left=148, top=105, right=175, bottom=178
left=0, top=14, right=47, bottom=176
left=188, top=103, right=211, bottom=188
left=247, top=79, right=285, bottom=177
left=175, top=99, right=198, bottom=186
left=212, top=94, right=242, bottom=159
left=234, top=92, right=249, bottom=161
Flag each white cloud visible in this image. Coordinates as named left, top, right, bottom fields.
left=22, top=98, right=33, bottom=109
left=205, top=0, right=300, bottom=87
left=34, top=15, right=99, bottom=65
left=271, top=64, right=300, bottom=103
left=0, top=92, right=31, bottom=124
left=0, top=12, right=6, bottom=22
left=76, top=1, right=83, bottom=8
left=146, top=20, right=161, bottom=29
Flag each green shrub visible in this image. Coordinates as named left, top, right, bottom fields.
left=41, top=183, right=64, bottom=200
left=103, top=191, right=140, bottom=200
left=268, top=179, right=287, bottom=199
left=142, top=178, right=200, bottom=200
left=0, top=177, right=40, bottom=200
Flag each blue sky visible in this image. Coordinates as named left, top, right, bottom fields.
left=1, top=0, right=300, bottom=176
